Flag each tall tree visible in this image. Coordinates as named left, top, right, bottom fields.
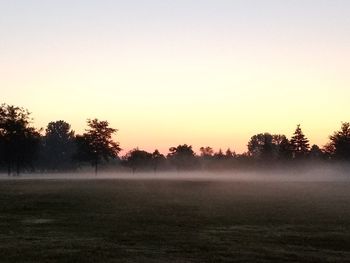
left=167, top=144, right=197, bottom=171
left=290, top=125, right=310, bottom=159
left=0, top=104, right=41, bottom=175
left=40, top=120, right=76, bottom=171
left=76, top=119, right=121, bottom=175
left=326, top=122, right=350, bottom=160
left=151, top=149, right=166, bottom=173
left=247, top=133, right=275, bottom=160
left=248, top=133, right=292, bottom=162
left=272, top=134, right=292, bottom=160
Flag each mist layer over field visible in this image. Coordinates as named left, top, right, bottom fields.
left=1, top=164, right=350, bottom=182
left=0, top=169, right=350, bottom=262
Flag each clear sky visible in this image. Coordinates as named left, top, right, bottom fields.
left=1, top=0, right=349, bottom=154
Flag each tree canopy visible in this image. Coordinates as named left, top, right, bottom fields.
left=76, top=119, right=121, bottom=175
left=168, top=144, right=197, bottom=171
left=0, top=104, right=40, bottom=175
left=0, top=103, right=350, bottom=175
left=326, top=122, right=350, bottom=160
left=290, top=125, right=310, bottom=159
left=40, top=120, right=76, bottom=171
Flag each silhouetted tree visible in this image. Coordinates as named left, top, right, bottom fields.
left=122, top=148, right=153, bottom=173
left=225, top=148, right=235, bottom=158
left=151, top=149, right=166, bottom=173
left=248, top=133, right=292, bottom=163
left=40, top=120, right=76, bottom=171
left=0, top=104, right=41, bottom=175
left=75, top=119, right=121, bottom=175
left=167, top=144, right=197, bottom=171
left=200, top=146, right=214, bottom=157
left=290, top=125, right=310, bottom=159
left=199, top=146, right=214, bottom=170
left=309, top=144, right=323, bottom=160
left=214, top=149, right=225, bottom=159
left=272, top=134, right=292, bottom=160
left=326, top=122, right=350, bottom=161
left=248, top=133, right=275, bottom=161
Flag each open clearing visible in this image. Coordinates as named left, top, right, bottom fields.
left=0, top=175, right=350, bottom=262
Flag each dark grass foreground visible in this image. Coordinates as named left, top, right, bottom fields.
left=0, top=178, right=350, bottom=262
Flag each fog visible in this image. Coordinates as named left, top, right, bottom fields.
left=1, top=163, right=349, bottom=182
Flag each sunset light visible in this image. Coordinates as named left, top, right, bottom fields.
left=1, top=1, right=349, bottom=154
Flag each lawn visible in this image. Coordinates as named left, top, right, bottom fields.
left=0, top=176, right=350, bottom=262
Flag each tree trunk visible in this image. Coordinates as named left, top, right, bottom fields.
left=95, top=159, right=98, bottom=176
left=16, top=161, right=20, bottom=176
left=7, top=163, right=11, bottom=176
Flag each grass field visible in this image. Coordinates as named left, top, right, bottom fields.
left=0, top=175, right=350, bottom=262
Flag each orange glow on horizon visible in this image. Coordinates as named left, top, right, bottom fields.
left=1, top=1, right=349, bottom=155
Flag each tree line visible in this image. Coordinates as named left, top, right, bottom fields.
left=0, top=103, right=349, bottom=175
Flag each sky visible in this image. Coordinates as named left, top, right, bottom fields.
left=1, top=0, right=349, bottom=154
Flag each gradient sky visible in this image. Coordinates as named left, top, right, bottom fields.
left=1, top=0, right=349, bottom=154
